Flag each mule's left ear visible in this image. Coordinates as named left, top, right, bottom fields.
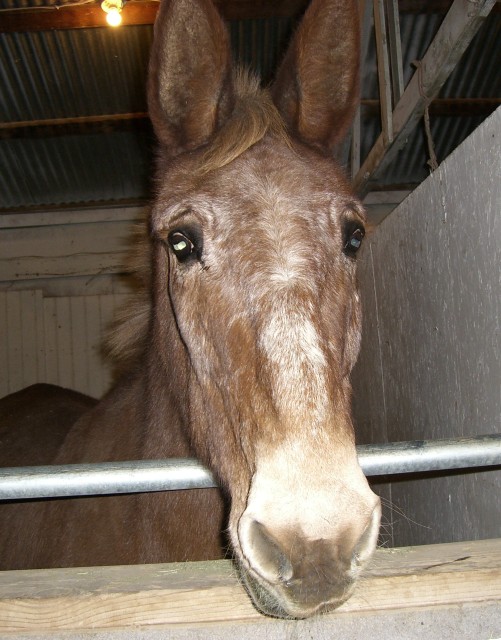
left=148, top=0, right=234, bottom=156
left=272, top=0, right=360, bottom=155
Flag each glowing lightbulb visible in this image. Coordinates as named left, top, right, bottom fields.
left=106, top=7, right=122, bottom=26
left=101, top=0, right=124, bottom=27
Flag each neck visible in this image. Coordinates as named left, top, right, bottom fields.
left=140, top=343, right=193, bottom=460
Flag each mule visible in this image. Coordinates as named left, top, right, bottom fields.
left=0, top=0, right=381, bottom=619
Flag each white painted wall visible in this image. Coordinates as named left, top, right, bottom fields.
left=0, top=290, right=127, bottom=398
left=352, top=107, right=501, bottom=547
left=0, top=206, right=143, bottom=399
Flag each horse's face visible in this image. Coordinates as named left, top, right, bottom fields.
left=152, top=134, right=380, bottom=618
left=148, top=0, right=380, bottom=619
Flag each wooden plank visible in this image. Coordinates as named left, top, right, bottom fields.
left=35, top=290, right=46, bottom=382
left=0, top=2, right=159, bottom=32
left=0, top=539, right=499, bottom=633
left=360, top=97, right=501, bottom=118
left=19, top=290, right=38, bottom=388
left=0, top=290, right=128, bottom=398
left=43, top=297, right=59, bottom=386
left=353, top=108, right=501, bottom=547
left=85, top=296, right=104, bottom=399
left=0, top=220, right=131, bottom=283
left=0, top=113, right=151, bottom=140
left=69, top=297, right=88, bottom=393
left=54, top=297, right=73, bottom=389
left=0, top=274, right=132, bottom=298
left=351, top=0, right=372, bottom=179
left=373, top=0, right=393, bottom=144
left=385, top=0, right=404, bottom=103
left=5, top=0, right=495, bottom=34
left=0, top=206, right=143, bottom=230
left=5, top=292, right=23, bottom=394
left=0, top=0, right=308, bottom=33
left=353, top=0, right=496, bottom=195
left=0, top=292, right=8, bottom=397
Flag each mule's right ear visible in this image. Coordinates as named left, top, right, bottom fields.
left=148, top=0, right=234, bottom=157
left=272, top=0, right=360, bottom=155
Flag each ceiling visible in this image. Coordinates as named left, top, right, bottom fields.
left=0, top=0, right=499, bottom=212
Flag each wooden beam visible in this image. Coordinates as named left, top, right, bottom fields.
left=2, top=99, right=497, bottom=141
left=360, top=97, right=501, bottom=117
left=0, top=539, right=500, bottom=633
left=385, top=0, right=404, bottom=103
left=0, top=0, right=308, bottom=33
left=0, top=113, right=152, bottom=139
left=353, top=0, right=496, bottom=196
left=373, top=0, right=394, bottom=144
left=1, top=0, right=500, bottom=34
left=0, top=2, right=158, bottom=32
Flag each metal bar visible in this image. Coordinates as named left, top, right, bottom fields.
left=354, top=0, right=496, bottom=196
left=358, top=434, right=501, bottom=476
left=0, top=435, right=499, bottom=501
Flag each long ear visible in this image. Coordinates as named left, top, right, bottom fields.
left=272, top=0, right=360, bottom=154
left=148, top=0, right=234, bottom=156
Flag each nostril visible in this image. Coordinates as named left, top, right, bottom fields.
left=239, top=517, right=293, bottom=584
left=352, top=501, right=381, bottom=568
left=277, top=550, right=294, bottom=583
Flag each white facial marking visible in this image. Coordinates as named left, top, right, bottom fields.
left=258, top=302, right=328, bottom=425
left=240, top=442, right=376, bottom=543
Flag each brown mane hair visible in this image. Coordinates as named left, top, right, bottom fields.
left=199, top=70, right=290, bottom=173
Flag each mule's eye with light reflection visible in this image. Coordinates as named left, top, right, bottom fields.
left=168, top=231, right=196, bottom=262
left=343, top=225, right=365, bottom=257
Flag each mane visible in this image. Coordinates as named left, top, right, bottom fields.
left=105, top=70, right=289, bottom=372
left=103, top=214, right=152, bottom=374
left=199, top=69, right=291, bottom=173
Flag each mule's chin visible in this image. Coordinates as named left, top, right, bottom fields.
left=236, top=561, right=358, bottom=620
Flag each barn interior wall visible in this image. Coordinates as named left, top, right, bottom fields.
left=352, top=107, right=501, bottom=547
left=0, top=206, right=145, bottom=399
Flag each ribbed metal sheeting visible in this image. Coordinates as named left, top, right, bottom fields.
left=0, top=6, right=499, bottom=208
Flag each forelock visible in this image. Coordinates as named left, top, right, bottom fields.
left=198, top=69, right=290, bottom=174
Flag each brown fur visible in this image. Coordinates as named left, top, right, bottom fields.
left=0, top=0, right=380, bottom=619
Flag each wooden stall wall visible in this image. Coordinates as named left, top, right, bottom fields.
left=0, top=206, right=143, bottom=399
left=352, top=108, right=501, bottom=548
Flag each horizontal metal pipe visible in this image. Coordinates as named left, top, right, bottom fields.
left=358, top=434, right=501, bottom=476
left=0, top=435, right=500, bottom=501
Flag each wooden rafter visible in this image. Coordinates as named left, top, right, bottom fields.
left=353, top=0, right=497, bottom=196
left=1, top=99, right=498, bottom=140
left=2, top=0, right=499, bottom=34
left=0, top=0, right=309, bottom=33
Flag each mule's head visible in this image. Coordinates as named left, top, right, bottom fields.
left=148, top=0, right=380, bottom=619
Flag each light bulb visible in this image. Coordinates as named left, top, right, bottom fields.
left=101, top=0, right=124, bottom=27
left=106, top=8, right=122, bottom=26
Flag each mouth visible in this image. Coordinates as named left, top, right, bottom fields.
left=235, top=557, right=356, bottom=619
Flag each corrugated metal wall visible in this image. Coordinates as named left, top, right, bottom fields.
left=1, top=8, right=499, bottom=210
left=352, top=107, right=501, bottom=547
